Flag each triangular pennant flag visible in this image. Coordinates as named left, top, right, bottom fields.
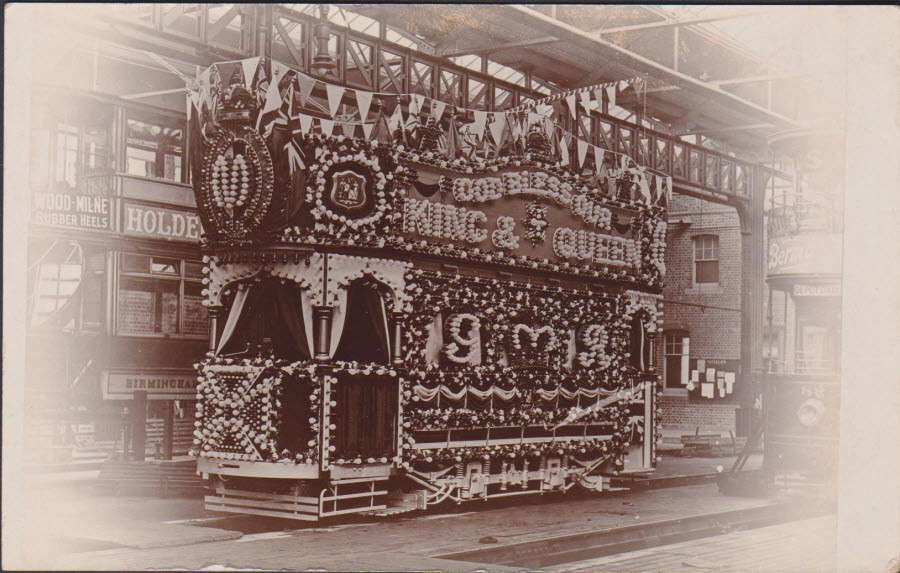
left=619, top=80, right=629, bottom=92
left=362, top=122, right=374, bottom=140
left=296, top=75, right=316, bottom=109
left=431, top=100, right=446, bottom=122
left=606, top=85, right=616, bottom=108
left=527, top=112, right=542, bottom=128
left=341, top=122, right=356, bottom=138
left=444, top=115, right=461, bottom=159
left=580, top=91, right=592, bottom=114
left=299, top=114, right=313, bottom=134
left=633, top=78, right=644, bottom=98
left=326, top=84, right=345, bottom=118
left=408, top=95, right=419, bottom=117
left=372, top=109, right=393, bottom=144
left=536, top=103, right=554, bottom=117
left=565, top=94, right=577, bottom=119
left=594, top=87, right=605, bottom=109
left=355, top=90, right=373, bottom=122
left=388, top=105, right=403, bottom=132
left=543, top=116, right=555, bottom=140
left=577, top=138, right=589, bottom=168
left=472, top=111, right=488, bottom=140
left=638, top=171, right=652, bottom=202
left=241, top=57, right=261, bottom=91
left=488, top=112, right=506, bottom=145
left=558, top=134, right=570, bottom=166
left=594, top=146, right=605, bottom=174
left=655, top=174, right=664, bottom=204
left=666, top=176, right=673, bottom=201
left=256, top=77, right=286, bottom=133
left=319, top=118, right=335, bottom=137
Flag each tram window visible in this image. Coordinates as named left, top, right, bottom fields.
left=218, top=281, right=309, bottom=360
left=333, top=281, right=390, bottom=365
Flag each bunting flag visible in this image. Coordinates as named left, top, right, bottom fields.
left=409, top=94, right=425, bottom=117
left=472, top=110, right=488, bottom=140
left=606, top=84, right=616, bottom=108
left=445, top=115, right=461, bottom=159
left=299, top=114, right=313, bottom=134
left=296, top=73, right=316, bottom=107
left=362, top=122, right=374, bottom=140
left=431, top=100, right=446, bottom=122
left=633, top=77, right=644, bottom=98
left=655, top=174, right=664, bottom=204
left=580, top=90, right=592, bottom=114
left=371, top=109, right=392, bottom=144
left=257, top=76, right=285, bottom=134
left=619, top=80, right=629, bottom=92
left=388, top=105, right=403, bottom=132
left=326, top=84, right=345, bottom=118
left=355, top=90, right=373, bottom=122
left=594, top=87, right=605, bottom=110
left=565, top=93, right=577, bottom=119
left=241, top=57, right=261, bottom=91
left=488, top=112, right=506, bottom=145
left=577, top=138, right=589, bottom=169
left=666, top=176, right=673, bottom=201
left=527, top=111, right=542, bottom=128
left=319, top=118, right=335, bottom=137
left=638, top=171, right=652, bottom=202
left=341, top=122, right=356, bottom=138
left=543, top=116, right=555, bottom=140
left=593, top=146, right=606, bottom=174
left=558, top=133, right=570, bottom=166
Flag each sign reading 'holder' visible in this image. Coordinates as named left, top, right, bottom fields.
left=123, top=202, right=203, bottom=242
left=103, top=370, right=197, bottom=400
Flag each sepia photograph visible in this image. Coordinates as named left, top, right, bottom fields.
left=2, top=3, right=898, bottom=572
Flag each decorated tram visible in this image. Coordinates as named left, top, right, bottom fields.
left=187, top=58, right=670, bottom=520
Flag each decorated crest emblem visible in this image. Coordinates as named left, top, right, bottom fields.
left=330, top=170, right=368, bottom=211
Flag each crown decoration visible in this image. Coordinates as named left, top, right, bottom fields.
left=217, top=83, right=257, bottom=125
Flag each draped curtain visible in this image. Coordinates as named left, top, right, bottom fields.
left=333, top=281, right=390, bottom=365
left=216, top=287, right=250, bottom=355
left=218, top=281, right=311, bottom=361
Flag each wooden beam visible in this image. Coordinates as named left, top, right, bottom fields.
left=713, top=73, right=803, bottom=87
left=440, top=36, right=560, bottom=59
left=121, top=87, right=187, bottom=100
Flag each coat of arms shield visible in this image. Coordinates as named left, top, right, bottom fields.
left=329, top=170, right=368, bottom=211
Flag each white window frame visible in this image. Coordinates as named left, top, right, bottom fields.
left=692, top=234, right=720, bottom=287
left=663, top=332, right=690, bottom=396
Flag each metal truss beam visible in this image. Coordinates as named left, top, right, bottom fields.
left=441, top=35, right=560, bottom=59
left=591, top=10, right=769, bottom=36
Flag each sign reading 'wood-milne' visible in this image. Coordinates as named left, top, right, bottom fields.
left=123, top=202, right=202, bottom=242
left=32, top=191, right=111, bottom=230
left=103, top=370, right=197, bottom=400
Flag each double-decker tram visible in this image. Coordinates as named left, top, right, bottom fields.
left=187, top=58, right=669, bottom=520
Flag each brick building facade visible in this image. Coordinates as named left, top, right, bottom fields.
left=657, top=193, right=744, bottom=433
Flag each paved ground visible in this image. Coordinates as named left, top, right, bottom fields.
left=13, top=451, right=787, bottom=571
left=557, top=515, right=837, bottom=573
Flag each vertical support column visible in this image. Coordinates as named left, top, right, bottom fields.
left=392, top=312, right=404, bottom=365
left=131, top=390, right=148, bottom=462
left=320, top=375, right=333, bottom=472
left=162, top=400, right=174, bottom=461
left=736, top=167, right=767, bottom=435
left=313, top=306, right=333, bottom=362
left=642, top=380, right=654, bottom=468
left=208, top=306, right=221, bottom=352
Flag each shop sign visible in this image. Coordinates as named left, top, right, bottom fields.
left=767, top=233, right=842, bottom=277
left=32, top=191, right=111, bottom=230
left=103, top=370, right=197, bottom=400
left=123, top=202, right=202, bottom=242
left=793, top=284, right=841, bottom=297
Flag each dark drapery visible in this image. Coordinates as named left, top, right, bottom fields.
left=629, top=312, right=652, bottom=371
left=332, top=375, right=397, bottom=459
left=333, top=281, right=390, bottom=365
left=219, top=280, right=310, bottom=361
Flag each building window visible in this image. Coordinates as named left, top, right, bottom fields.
left=693, top=234, right=720, bottom=284
left=664, top=332, right=690, bottom=390
left=117, top=253, right=208, bottom=337
left=125, top=115, right=184, bottom=183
